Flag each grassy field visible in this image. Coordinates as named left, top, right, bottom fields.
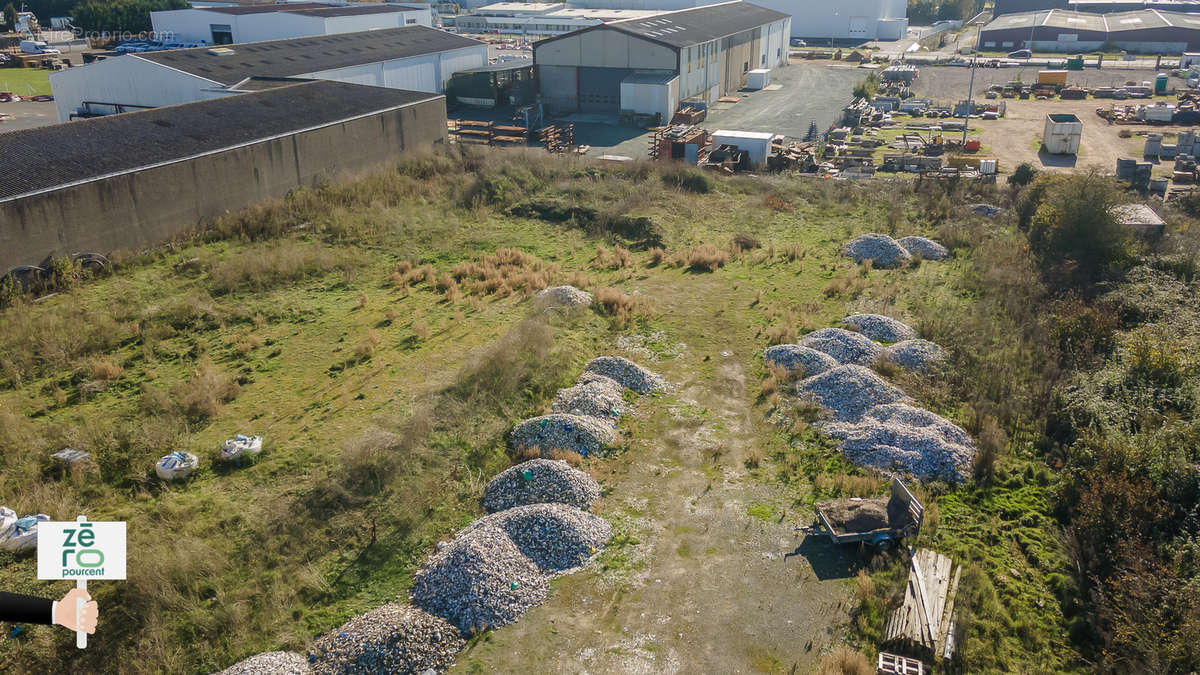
left=0, top=148, right=1102, bottom=673
left=0, top=68, right=52, bottom=96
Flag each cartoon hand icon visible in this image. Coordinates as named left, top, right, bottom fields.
left=53, top=588, right=97, bottom=634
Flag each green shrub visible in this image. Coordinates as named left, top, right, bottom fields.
left=1025, top=173, right=1134, bottom=285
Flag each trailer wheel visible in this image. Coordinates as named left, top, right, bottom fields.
left=875, top=538, right=893, bottom=553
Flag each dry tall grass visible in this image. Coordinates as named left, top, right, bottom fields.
left=817, top=646, right=873, bottom=675
left=594, top=287, right=648, bottom=328
left=177, top=356, right=240, bottom=421
left=452, top=247, right=558, bottom=296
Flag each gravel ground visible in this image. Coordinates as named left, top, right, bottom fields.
left=309, top=604, right=464, bottom=675
left=535, top=285, right=593, bottom=309
left=411, top=527, right=549, bottom=635
left=799, top=328, right=885, bottom=366
left=584, top=356, right=665, bottom=394
left=482, top=459, right=601, bottom=513
left=885, top=339, right=945, bottom=371
left=841, top=314, right=916, bottom=343
left=763, top=344, right=839, bottom=376
left=552, top=375, right=625, bottom=420
left=459, top=503, right=612, bottom=575
left=897, top=236, right=950, bottom=261
left=509, top=413, right=619, bottom=457
left=796, top=364, right=909, bottom=421
left=842, top=233, right=911, bottom=269
left=217, top=652, right=310, bottom=675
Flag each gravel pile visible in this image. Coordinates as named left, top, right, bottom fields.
left=584, top=356, right=666, bottom=394
left=897, top=236, right=950, bottom=261
left=459, top=503, right=612, bottom=575
left=886, top=339, right=945, bottom=371
left=822, top=404, right=975, bottom=482
left=552, top=375, right=625, bottom=420
left=309, top=604, right=463, bottom=675
left=217, top=652, right=310, bottom=675
left=509, top=413, right=618, bottom=457
left=411, top=528, right=549, bottom=634
left=796, top=365, right=909, bottom=421
left=842, top=233, right=912, bottom=269
left=799, top=328, right=885, bottom=366
left=841, top=314, right=916, bottom=343
left=763, top=344, right=839, bottom=376
left=534, top=285, right=593, bottom=309
left=482, top=459, right=601, bottom=513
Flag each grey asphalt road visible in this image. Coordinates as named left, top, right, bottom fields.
left=578, top=61, right=867, bottom=158
left=0, top=101, right=57, bottom=132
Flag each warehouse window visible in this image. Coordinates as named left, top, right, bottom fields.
left=984, top=41, right=995, bottom=47
left=406, top=18, right=416, bottom=24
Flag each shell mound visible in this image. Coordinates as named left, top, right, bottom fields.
left=897, top=236, right=950, bottom=261
left=535, top=285, right=593, bottom=309
left=482, top=459, right=601, bottom=513
left=584, top=356, right=665, bottom=394
left=763, top=344, right=839, bottom=377
left=842, top=233, right=911, bottom=269
left=842, top=314, right=916, bottom=343
left=822, top=404, right=975, bottom=483
left=886, top=339, right=945, bottom=371
left=217, top=651, right=310, bottom=675
left=509, top=413, right=619, bottom=458
left=411, top=529, right=549, bottom=635
left=796, top=364, right=908, bottom=421
left=551, top=376, right=625, bottom=420
left=799, top=328, right=884, bottom=366
left=460, top=503, right=613, bottom=574
left=309, top=604, right=464, bottom=675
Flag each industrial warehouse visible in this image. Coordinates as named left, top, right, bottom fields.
left=0, top=80, right=446, bottom=271
left=149, top=2, right=433, bottom=46
left=48, top=26, right=487, bottom=121
left=533, top=1, right=790, bottom=116
left=979, top=8, right=1200, bottom=52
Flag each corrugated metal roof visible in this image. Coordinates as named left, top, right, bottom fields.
left=139, top=26, right=482, bottom=86
left=608, top=1, right=789, bottom=48
left=0, top=81, right=439, bottom=202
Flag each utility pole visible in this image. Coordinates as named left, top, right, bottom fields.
left=963, top=21, right=981, bottom=146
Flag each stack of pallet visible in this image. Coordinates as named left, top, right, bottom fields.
left=884, top=549, right=961, bottom=662
left=538, top=123, right=575, bottom=154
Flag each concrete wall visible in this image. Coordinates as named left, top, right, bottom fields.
left=0, top=98, right=447, bottom=271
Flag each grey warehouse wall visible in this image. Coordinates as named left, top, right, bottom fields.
left=0, top=97, right=447, bottom=271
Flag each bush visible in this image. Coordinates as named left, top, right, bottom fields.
left=1008, top=162, right=1037, bottom=186
left=176, top=357, right=240, bottom=422
left=1025, top=173, right=1134, bottom=285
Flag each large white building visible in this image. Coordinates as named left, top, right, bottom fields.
left=150, top=3, right=433, bottom=45
left=534, top=1, right=790, bottom=115
left=49, top=26, right=486, bottom=121
left=456, top=3, right=663, bottom=36
left=564, top=0, right=908, bottom=39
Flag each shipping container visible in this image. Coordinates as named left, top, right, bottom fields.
left=1037, top=70, right=1068, bottom=86
left=1043, top=113, right=1082, bottom=154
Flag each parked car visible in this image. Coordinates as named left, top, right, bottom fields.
left=790, top=38, right=807, bottom=47
left=0, top=92, right=22, bottom=103
left=1008, top=49, right=1032, bottom=59
left=29, top=94, right=54, bottom=102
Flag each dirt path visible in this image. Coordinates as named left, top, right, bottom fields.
left=451, top=277, right=856, bottom=674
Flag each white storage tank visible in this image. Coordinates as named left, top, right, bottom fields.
left=1043, top=113, right=1082, bottom=155
left=746, top=69, right=771, bottom=91
left=711, top=129, right=776, bottom=168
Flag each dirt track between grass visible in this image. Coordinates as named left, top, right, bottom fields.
left=451, top=274, right=857, bottom=674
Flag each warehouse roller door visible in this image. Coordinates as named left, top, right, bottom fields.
left=579, top=67, right=633, bottom=114
left=538, top=65, right=578, bottom=112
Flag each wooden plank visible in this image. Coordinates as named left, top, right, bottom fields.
left=937, top=565, right=962, bottom=659
left=910, top=554, right=936, bottom=648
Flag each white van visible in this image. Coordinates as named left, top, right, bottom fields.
left=19, top=40, right=60, bottom=55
